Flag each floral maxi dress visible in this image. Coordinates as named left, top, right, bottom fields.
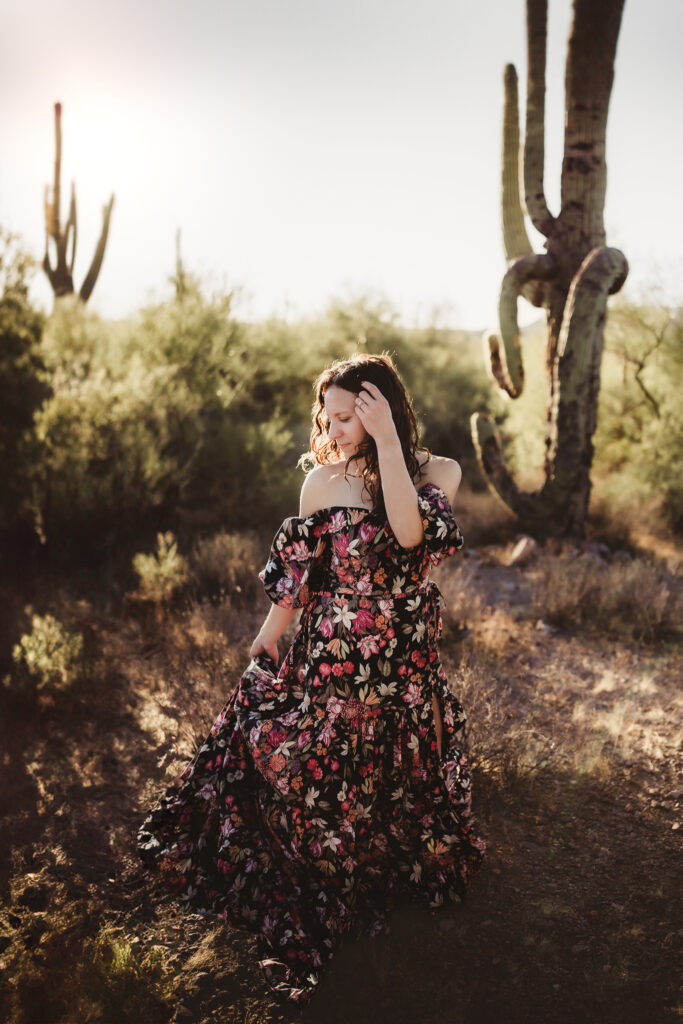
left=136, top=483, right=486, bottom=1003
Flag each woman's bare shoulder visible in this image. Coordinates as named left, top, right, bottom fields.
left=299, top=463, right=340, bottom=517
left=415, top=453, right=462, bottom=505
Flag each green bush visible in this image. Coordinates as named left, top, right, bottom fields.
left=11, top=612, right=83, bottom=692
left=29, top=280, right=502, bottom=553
left=592, top=297, right=683, bottom=531
left=0, top=227, right=50, bottom=537
left=132, top=530, right=189, bottom=603
left=71, top=925, right=173, bottom=1024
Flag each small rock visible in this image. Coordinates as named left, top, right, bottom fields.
left=535, top=619, right=558, bottom=634
left=16, top=883, right=49, bottom=912
left=24, top=916, right=48, bottom=949
left=571, top=941, right=588, bottom=954
left=612, top=550, right=632, bottom=563
left=508, top=536, right=538, bottom=567
left=193, top=971, right=213, bottom=991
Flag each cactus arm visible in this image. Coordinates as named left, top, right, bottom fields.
left=524, top=0, right=556, bottom=237
left=42, top=185, right=54, bottom=279
left=51, top=102, right=62, bottom=239
left=67, top=181, right=77, bottom=278
left=470, top=412, right=540, bottom=520
left=485, top=252, right=557, bottom=399
left=502, top=64, right=533, bottom=262
left=79, top=194, right=114, bottom=303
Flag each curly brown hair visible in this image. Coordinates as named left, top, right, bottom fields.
left=298, top=352, right=431, bottom=517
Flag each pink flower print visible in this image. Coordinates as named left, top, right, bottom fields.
left=319, top=721, right=337, bottom=745
left=333, top=532, right=350, bottom=557
left=332, top=662, right=345, bottom=676
left=359, top=522, right=378, bottom=543
left=354, top=573, right=373, bottom=595
left=351, top=608, right=376, bottom=634
left=359, top=634, right=381, bottom=659
left=290, top=539, right=311, bottom=562
left=405, top=682, right=423, bottom=707
left=319, top=616, right=334, bottom=639
left=319, top=662, right=332, bottom=676
left=297, top=730, right=312, bottom=749
left=326, top=696, right=343, bottom=721
left=328, top=511, right=347, bottom=533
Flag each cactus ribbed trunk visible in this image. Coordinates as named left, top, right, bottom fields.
left=42, top=102, right=115, bottom=306
left=471, top=0, right=628, bottom=538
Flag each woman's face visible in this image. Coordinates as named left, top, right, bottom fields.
left=323, top=384, right=369, bottom=459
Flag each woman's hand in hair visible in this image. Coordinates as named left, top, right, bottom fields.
left=354, top=380, right=398, bottom=447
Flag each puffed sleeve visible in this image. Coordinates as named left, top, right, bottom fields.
left=258, top=514, right=328, bottom=609
left=415, top=483, right=464, bottom=566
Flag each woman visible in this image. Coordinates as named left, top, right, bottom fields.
left=136, top=352, right=486, bottom=1004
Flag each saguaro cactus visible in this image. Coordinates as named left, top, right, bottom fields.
left=42, top=102, right=114, bottom=304
left=471, top=0, right=629, bottom=537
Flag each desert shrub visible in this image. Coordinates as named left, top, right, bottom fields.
left=591, top=297, right=683, bottom=532
left=32, top=285, right=301, bottom=547
left=0, top=228, right=50, bottom=539
left=132, top=531, right=190, bottom=603
left=70, top=925, right=173, bottom=1024
left=10, top=612, right=83, bottom=692
left=188, top=528, right=263, bottom=606
left=529, top=550, right=682, bottom=643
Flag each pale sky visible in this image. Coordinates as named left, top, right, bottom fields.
left=1, top=0, right=681, bottom=330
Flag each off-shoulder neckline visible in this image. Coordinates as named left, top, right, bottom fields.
left=302, top=482, right=452, bottom=521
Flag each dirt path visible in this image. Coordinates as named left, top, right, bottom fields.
left=1, top=540, right=680, bottom=1023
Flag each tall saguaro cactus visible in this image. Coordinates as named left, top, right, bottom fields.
left=42, top=102, right=115, bottom=304
left=471, top=0, right=629, bottom=537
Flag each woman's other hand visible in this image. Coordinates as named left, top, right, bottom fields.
left=249, top=629, right=280, bottom=665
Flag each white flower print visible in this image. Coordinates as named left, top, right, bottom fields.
left=323, top=830, right=342, bottom=853
left=305, top=786, right=320, bottom=808
left=332, top=602, right=357, bottom=630
left=412, top=620, right=426, bottom=643
left=354, top=663, right=371, bottom=685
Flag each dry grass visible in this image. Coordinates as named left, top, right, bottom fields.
left=452, top=484, right=521, bottom=547
left=527, top=549, right=682, bottom=643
